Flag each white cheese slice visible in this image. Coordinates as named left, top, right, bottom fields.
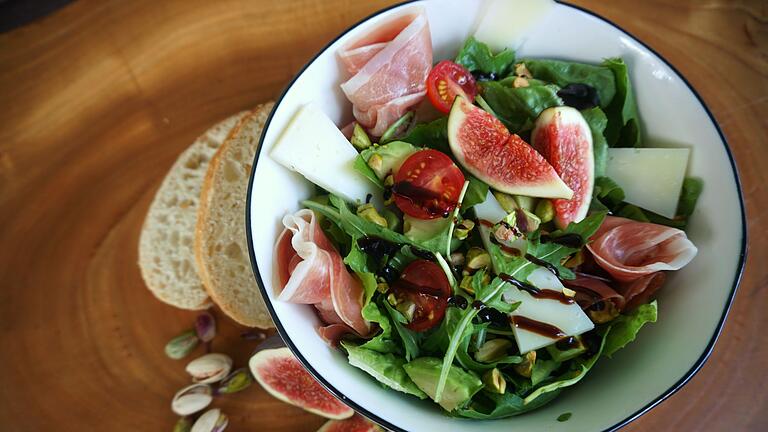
left=473, top=191, right=508, bottom=265
left=473, top=0, right=555, bottom=52
left=270, top=104, right=374, bottom=203
left=606, top=148, right=690, bottom=218
left=503, top=268, right=594, bottom=353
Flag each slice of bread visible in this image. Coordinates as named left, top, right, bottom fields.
left=196, top=102, right=275, bottom=328
left=139, top=111, right=248, bottom=310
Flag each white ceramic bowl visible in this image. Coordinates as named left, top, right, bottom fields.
left=246, top=1, right=746, bottom=430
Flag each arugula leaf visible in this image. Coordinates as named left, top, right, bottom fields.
left=304, top=196, right=447, bottom=253
left=383, top=302, right=423, bottom=361
left=593, top=176, right=625, bottom=211
left=342, top=342, right=427, bottom=399
left=353, top=154, right=384, bottom=189
left=602, top=58, right=641, bottom=147
left=480, top=81, right=563, bottom=132
left=488, top=212, right=607, bottom=281
left=581, top=107, right=609, bottom=177
left=403, top=215, right=454, bottom=255
left=453, top=388, right=561, bottom=419
left=522, top=326, right=611, bottom=404
left=455, top=36, right=516, bottom=78
left=522, top=59, right=616, bottom=109
left=464, top=175, right=490, bottom=209
left=677, top=177, right=703, bottom=218
left=472, top=271, right=519, bottom=313
left=603, top=300, right=658, bottom=358
left=359, top=301, right=398, bottom=354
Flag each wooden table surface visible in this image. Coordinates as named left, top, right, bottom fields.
left=0, top=0, right=766, bottom=430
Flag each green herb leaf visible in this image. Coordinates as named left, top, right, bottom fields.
left=602, top=58, right=641, bottom=147
left=383, top=302, right=423, bottom=361
left=522, top=59, right=617, bottom=109
left=342, top=341, right=427, bottom=399
left=602, top=300, right=658, bottom=358
left=677, top=177, right=703, bottom=218
left=530, top=359, right=561, bottom=386
left=581, top=107, right=609, bottom=177
left=455, top=36, right=516, bottom=77
left=480, top=81, right=563, bottom=132
left=353, top=154, right=384, bottom=189
left=359, top=301, right=398, bottom=354
left=401, top=117, right=449, bottom=151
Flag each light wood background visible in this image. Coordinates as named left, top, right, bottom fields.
left=0, top=0, right=765, bottom=430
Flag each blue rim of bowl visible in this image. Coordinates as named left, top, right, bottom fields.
left=245, top=1, right=748, bottom=431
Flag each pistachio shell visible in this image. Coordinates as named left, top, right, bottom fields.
left=173, top=417, right=193, bottom=432
left=186, top=353, right=233, bottom=384
left=191, top=408, right=228, bottom=432
left=165, top=330, right=200, bottom=360
left=171, top=383, right=212, bottom=416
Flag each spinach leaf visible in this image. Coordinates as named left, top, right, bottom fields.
left=581, top=107, right=609, bottom=177
left=602, top=58, right=641, bottom=147
left=480, top=81, right=563, bottom=132
left=522, top=59, right=616, bottom=109
left=401, top=117, right=449, bottom=151
left=342, top=342, right=427, bottom=399
left=603, top=300, right=658, bottom=358
left=383, top=302, right=423, bottom=361
left=455, top=36, right=516, bottom=78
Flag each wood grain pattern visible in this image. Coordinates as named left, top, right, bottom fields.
left=0, top=0, right=765, bottom=430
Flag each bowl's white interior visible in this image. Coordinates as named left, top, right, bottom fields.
left=248, top=1, right=744, bottom=431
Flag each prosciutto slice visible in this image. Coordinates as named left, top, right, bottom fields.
left=587, top=216, right=697, bottom=282
left=564, top=274, right=626, bottom=311
left=275, top=210, right=369, bottom=335
left=339, top=7, right=433, bottom=136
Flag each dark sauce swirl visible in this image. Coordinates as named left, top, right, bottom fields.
left=511, top=316, right=566, bottom=339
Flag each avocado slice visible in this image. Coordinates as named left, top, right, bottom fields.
left=546, top=335, right=587, bottom=362
left=360, top=141, right=418, bottom=180
left=403, top=357, right=483, bottom=412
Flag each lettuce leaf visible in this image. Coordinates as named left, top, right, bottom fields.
left=342, top=341, right=427, bottom=399
left=522, top=59, right=616, bottom=108
left=359, top=300, right=399, bottom=354
left=455, top=36, right=516, bottom=78
left=581, top=107, right=609, bottom=177
left=480, top=81, right=563, bottom=132
left=602, top=58, right=641, bottom=147
left=602, top=300, right=658, bottom=358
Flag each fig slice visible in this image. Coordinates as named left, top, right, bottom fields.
left=317, top=414, right=383, bottom=432
left=249, top=347, right=354, bottom=420
left=532, top=106, right=595, bottom=228
left=447, top=96, right=573, bottom=199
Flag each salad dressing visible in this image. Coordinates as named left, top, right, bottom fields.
left=511, top=316, right=566, bottom=339
left=391, top=181, right=455, bottom=218
left=499, top=273, right=574, bottom=305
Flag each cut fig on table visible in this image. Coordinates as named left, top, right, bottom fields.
left=249, top=347, right=354, bottom=419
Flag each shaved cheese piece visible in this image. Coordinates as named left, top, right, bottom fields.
left=270, top=104, right=374, bottom=203
left=473, top=0, right=555, bottom=52
left=504, top=268, right=594, bottom=353
left=473, top=191, right=507, bottom=259
left=606, top=148, right=690, bottom=218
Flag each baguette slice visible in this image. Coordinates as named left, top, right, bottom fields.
left=196, top=102, right=275, bottom=328
left=139, top=111, right=249, bottom=310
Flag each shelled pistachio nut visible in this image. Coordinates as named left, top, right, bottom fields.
left=171, top=383, right=213, bottom=416
left=482, top=368, right=507, bottom=394
left=191, top=408, right=228, bottom=432
left=186, top=353, right=233, bottom=384
left=217, top=368, right=253, bottom=395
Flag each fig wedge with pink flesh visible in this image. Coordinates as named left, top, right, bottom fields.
left=532, top=106, right=595, bottom=228
left=249, top=347, right=354, bottom=420
left=447, top=96, right=573, bottom=199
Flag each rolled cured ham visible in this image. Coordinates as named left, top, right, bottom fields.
left=587, top=216, right=697, bottom=282
left=339, top=7, right=433, bottom=136
left=275, top=210, right=369, bottom=336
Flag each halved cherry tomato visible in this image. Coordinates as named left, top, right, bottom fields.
left=426, top=60, right=478, bottom=113
left=392, top=149, right=465, bottom=220
left=391, top=260, right=451, bottom=332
